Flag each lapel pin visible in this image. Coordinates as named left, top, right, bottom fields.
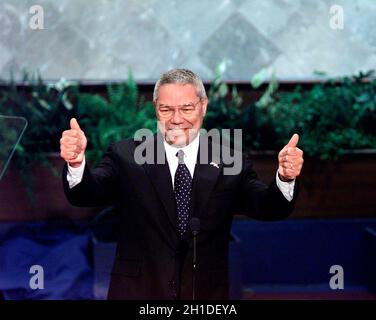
left=210, top=161, right=219, bottom=169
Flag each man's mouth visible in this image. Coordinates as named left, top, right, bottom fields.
left=167, top=128, right=187, bottom=134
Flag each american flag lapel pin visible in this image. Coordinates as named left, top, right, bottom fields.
left=210, top=161, right=219, bottom=169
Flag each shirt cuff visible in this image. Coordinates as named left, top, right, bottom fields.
left=275, top=171, right=295, bottom=202
left=66, top=157, right=86, bottom=189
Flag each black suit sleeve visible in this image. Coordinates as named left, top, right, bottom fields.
left=237, top=155, right=298, bottom=221
left=62, top=143, right=121, bottom=207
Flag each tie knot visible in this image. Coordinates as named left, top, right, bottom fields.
left=176, top=150, right=185, bottom=164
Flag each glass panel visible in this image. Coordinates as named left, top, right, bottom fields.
left=0, top=115, right=28, bottom=180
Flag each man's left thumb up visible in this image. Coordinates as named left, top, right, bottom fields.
left=287, top=133, right=299, bottom=148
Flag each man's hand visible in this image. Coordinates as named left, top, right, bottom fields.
left=60, top=118, right=87, bottom=168
left=278, top=134, right=304, bottom=182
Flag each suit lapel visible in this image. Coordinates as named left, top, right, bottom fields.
left=190, top=134, right=222, bottom=221
left=142, top=132, right=222, bottom=243
left=142, top=133, right=179, bottom=238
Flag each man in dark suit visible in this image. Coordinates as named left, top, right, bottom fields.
left=60, top=69, right=304, bottom=300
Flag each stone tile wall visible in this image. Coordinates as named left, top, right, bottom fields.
left=0, top=0, right=375, bottom=81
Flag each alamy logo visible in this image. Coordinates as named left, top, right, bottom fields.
left=329, top=4, right=344, bottom=30
left=29, top=265, right=44, bottom=290
left=329, top=265, right=344, bottom=290
left=133, top=127, right=243, bottom=176
left=29, top=5, right=45, bottom=30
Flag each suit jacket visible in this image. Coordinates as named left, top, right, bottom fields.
left=62, top=132, right=298, bottom=300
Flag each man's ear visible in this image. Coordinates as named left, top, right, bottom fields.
left=153, top=101, right=159, bottom=118
left=201, top=97, right=208, bottom=117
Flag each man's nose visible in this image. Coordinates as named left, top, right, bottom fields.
left=171, top=109, right=184, bottom=124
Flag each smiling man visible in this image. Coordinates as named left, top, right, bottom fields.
left=60, top=68, right=304, bottom=300
left=154, top=70, right=208, bottom=147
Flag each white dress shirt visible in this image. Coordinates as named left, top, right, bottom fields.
left=66, top=156, right=86, bottom=189
left=67, top=134, right=295, bottom=201
left=163, top=133, right=200, bottom=189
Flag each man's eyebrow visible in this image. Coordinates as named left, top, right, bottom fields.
left=157, top=102, right=194, bottom=107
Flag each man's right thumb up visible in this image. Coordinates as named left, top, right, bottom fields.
left=70, top=118, right=81, bottom=131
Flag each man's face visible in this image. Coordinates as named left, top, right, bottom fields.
left=155, top=83, right=208, bottom=147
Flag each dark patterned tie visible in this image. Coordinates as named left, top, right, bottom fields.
left=174, top=150, right=192, bottom=237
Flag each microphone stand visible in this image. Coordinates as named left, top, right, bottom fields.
left=190, top=218, right=200, bottom=301
left=192, top=231, right=197, bottom=300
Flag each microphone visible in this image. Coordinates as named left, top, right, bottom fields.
left=189, top=217, right=200, bottom=300
left=190, top=217, right=200, bottom=236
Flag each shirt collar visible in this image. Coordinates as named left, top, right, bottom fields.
left=163, top=132, right=200, bottom=161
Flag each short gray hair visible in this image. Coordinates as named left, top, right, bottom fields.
left=153, top=68, right=207, bottom=103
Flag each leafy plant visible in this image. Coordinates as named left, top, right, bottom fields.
left=0, top=72, right=155, bottom=199
left=254, top=70, right=376, bottom=159
left=203, top=61, right=250, bottom=150
left=0, top=73, right=76, bottom=199
left=1, top=67, right=376, bottom=189
left=76, top=73, right=156, bottom=166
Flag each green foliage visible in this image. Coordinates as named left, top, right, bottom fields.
left=204, top=63, right=244, bottom=134
left=202, top=62, right=270, bottom=151
left=0, top=73, right=77, bottom=201
left=256, top=71, right=376, bottom=159
left=76, top=74, right=156, bottom=166
left=0, top=72, right=155, bottom=195
left=1, top=68, right=376, bottom=189
left=0, top=73, right=76, bottom=193
left=0, top=72, right=155, bottom=166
